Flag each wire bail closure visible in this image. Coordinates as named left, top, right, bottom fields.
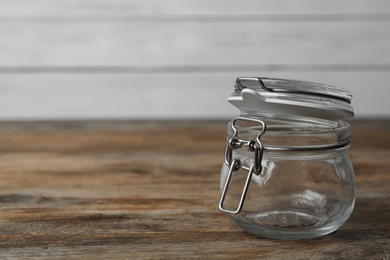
left=219, top=117, right=266, bottom=215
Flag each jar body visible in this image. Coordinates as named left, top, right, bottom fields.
left=220, top=115, right=355, bottom=239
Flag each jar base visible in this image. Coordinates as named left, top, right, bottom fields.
left=228, top=211, right=343, bottom=240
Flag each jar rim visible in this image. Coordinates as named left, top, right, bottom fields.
left=227, top=115, right=350, bottom=151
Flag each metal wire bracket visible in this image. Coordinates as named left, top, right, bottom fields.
left=219, top=117, right=266, bottom=215
left=219, top=159, right=254, bottom=215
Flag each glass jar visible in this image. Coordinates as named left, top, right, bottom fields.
left=219, top=78, right=355, bottom=239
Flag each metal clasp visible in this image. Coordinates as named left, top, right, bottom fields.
left=219, top=117, right=266, bottom=214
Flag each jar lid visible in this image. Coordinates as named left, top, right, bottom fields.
left=228, top=77, right=354, bottom=120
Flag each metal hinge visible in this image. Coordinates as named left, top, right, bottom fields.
left=219, top=117, right=266, bottom=215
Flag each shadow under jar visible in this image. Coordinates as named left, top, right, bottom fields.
left=219, top=78, right=355, bottom=240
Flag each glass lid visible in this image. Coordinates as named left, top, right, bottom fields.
left=228, top=77, right=354, bottom=120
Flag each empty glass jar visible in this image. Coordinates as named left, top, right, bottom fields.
left=219, top=78, right=355, bottom=239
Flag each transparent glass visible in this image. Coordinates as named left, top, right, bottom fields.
left=220, top=114, right=355, bottom=239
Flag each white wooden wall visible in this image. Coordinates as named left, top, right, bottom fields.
left=0, top=0, right=389, bottom=119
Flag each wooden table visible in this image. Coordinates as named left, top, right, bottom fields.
left=0, top=120, right=389, bottom=259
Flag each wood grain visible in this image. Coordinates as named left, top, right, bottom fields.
left=1, top=0, right=389, bottom=15
left=0, top=0, right=389, bottom=119
left=0, top=120, right=389, bottom=259
left=0, top=72, right=389, bottom=119
left=1, top=0, right=389, bottom=68
left=1, top=20, right=389, bottom=67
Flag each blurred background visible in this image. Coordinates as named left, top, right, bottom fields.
left=0, top=0, right=389, bottom=120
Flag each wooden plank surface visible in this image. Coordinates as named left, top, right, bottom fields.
left=0, top=0, right=389, bottom=119
left=1, top=21, right=389, bottom=67
left=1, top=0, right=389, bottom=68
left=1, top=0, right=390, bottom=15
left=0, top=72, right=389, bottom=119
left=0, top=119, right=389, bottom=259
left=1, top=6, right=390, bottom=69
